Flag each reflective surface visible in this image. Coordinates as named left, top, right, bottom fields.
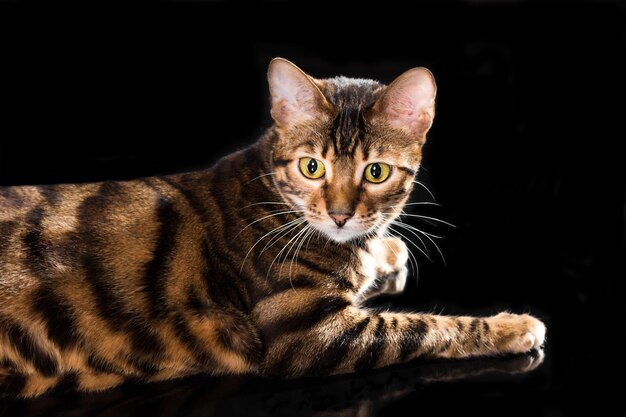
left=2, top=352, right=547, bottom=417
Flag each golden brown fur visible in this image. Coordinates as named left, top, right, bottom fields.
left=0, top=59, right=545, bottom=398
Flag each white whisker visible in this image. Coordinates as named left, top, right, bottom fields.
left=383, top=230, right=419, bottom=277
left=379, top=234, right=403, bottom=268
left=415, top=226, right=447, bottom=266
left=387, top=225, right=432, bottom=261
left=392, top=201, right=440, bottom=207
left=279, top=225, right=308, bottom=289
left=237, top=210, right=304, bottom=237
left=260, top=217, right=306, bottom=255
left=264, top=223, right=305, bottom=283
left=392, top=220, right=447, bottom=266
left=288, top=225, right=314, bottom=285
left=246, top=172, right=277, bottom=184
left=389, top=221, right=433, bottom=262
left=412, top=180, right=436, bottom=201
left=306, top=227, right=322, bottom=250
left=390, top=218, right=445, bottom=239
left=241, top=201, right=291, bottom=209
left=268, top=222, right=308, bottom=281
left=240, top=217, right=305, bottom=272
left=391, top=213, right=456, bottom=228
left=244, top=208, right=305, bottom=219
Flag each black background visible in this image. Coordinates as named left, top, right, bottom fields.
left=1, top=1, right=625, bottom=416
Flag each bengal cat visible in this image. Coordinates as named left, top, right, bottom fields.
left=0, top=58, right=545, bottom=398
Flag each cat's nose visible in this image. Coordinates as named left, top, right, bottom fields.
left=328, top=211, right=353, bottom=228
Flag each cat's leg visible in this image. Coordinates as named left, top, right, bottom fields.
left=254, top=292, right=546, bottom=377
left=356, top=236, right=409, bottom=301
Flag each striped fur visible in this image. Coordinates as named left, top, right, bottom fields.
left=0, top=59, right=545, bottom=398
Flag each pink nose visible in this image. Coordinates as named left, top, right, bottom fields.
left=329, top=212, right=352, bottom=228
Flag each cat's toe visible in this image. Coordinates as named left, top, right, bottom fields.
left=519, top=332, right=537, bottom=352
left=526, top=348, right=545, bottom=371
left=528, top=319, right=546, bottom=349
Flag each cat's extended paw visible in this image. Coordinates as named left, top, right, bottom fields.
left=489, top=313, right=546, bottom=354
left=368, top=237, right=409, bottom=296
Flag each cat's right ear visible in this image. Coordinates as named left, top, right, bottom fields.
left=268, top=58, right=331, bottom=128
left=368, top=67, right=436, bottom=143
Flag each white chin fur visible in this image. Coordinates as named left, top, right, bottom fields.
left=315, top=222, right=368, bottom=243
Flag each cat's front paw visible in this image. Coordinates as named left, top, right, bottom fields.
left=368, top=237, right=409, bottom=296
left=489, top=313, right=546, bottom=354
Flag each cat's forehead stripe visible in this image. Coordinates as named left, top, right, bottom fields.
left=320, top=77, right=384, bottom=158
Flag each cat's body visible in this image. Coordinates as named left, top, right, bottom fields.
left=0, top=59, right=545, bottom=398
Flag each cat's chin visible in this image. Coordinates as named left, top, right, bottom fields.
left=314, top=224, right=370, bottom=244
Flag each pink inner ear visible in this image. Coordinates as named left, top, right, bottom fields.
left=384, top=91, right=432, bottom=136
left=268, top=59, right=328, bottom=127
left=386, top=93, right=416, bottom=118
left=376, top=69, right=436, bottom=138
left=295, top=88, right=320, bottom=113
left=271, top=98, right=291, bottom=126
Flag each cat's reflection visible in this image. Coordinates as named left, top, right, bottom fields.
left=1, top=351, right=543, bottom=417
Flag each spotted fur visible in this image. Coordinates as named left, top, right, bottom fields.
left=0, top=59, right=545, bottom=398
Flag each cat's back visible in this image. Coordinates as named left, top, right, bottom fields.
left=0, top=179, right=159, bottom=253
left=0, top=176, right=206, bottom=307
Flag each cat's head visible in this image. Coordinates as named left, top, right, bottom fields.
left=268, top=58, right=436, bottom=243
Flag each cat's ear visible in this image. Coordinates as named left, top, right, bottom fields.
left=268, top=58, right=331, bottom=128
left=370, top=67, right=436, bottom=141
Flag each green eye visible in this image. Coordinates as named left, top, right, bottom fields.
left=299, top=157, right=326, bottom=179
left=364, top=163, right=391, bottom=183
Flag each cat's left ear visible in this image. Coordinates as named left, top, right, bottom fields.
left=369, top=67, right=437, bottom=142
